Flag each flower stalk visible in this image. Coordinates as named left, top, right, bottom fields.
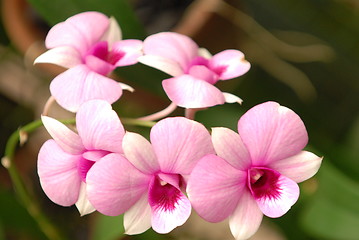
left=136, top=102, right=177, bottom=122
left=3, top=119, right=74, bottom=240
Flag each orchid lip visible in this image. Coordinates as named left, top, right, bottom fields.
left=185, top=56, right=219, bottom=84
left=84, top=41, right=125, bottom=75
left=148, top=173, right=183, bottom=212
left=247, top=167, right=281, bottom=200
left=185, top=56, right=210, bottom=72
left=77, top=157, right=95, bottom=182
left=78, top=150, right=111, bottom=182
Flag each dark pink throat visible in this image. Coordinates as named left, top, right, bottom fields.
left=248, top=167, right=281, bottom=200
left=87, top=41, right=124, bottom=65
left=148, top=174, right=183, bottom=212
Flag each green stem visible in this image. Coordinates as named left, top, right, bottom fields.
left=122, top=118, right=156, bottom=128
left=3, top=119, right=75, bottom=240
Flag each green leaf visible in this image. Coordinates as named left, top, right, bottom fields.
left=300, top=162, right=359, bottom=239
left=27, top=0, right=146, bottom=39
left=91, top=213, right=124, bottom=240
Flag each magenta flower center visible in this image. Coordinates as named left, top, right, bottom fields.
left=78, top=150, right=110, bottom=182
left=88, top=41, right=124, bottom=65
left=248, top=167, right=281, bottom=200
left=148, top=174, right=183, bottom=212
left=77, top=157, right=95, bottom=182
left=185, top=56, right=218, bottom=84
left=185, top=56, right=227, bottom=84
left=187, top=56, right=210, bottom=70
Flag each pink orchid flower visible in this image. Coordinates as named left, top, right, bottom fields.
left=37, top=100, right=125, bottom=215
left=35, top=11, right=143, bottom=112
left=86, top=117, right=215, bottom=234
left=139, top=32, right=251, bottom=108
left=187, top=101, right=323, bottom=240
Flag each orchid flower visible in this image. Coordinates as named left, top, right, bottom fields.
left=86, top=117, right=215, bottom=234
left=35, top=12, right=142, bottom=112
left=187, top=101, right=323, bottom=240
left=139, top=32, right=250, bottom=108
left=37, top=100, right=125, bottom=215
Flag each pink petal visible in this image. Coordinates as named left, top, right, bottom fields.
left=162, top=75, right=226, bottom=108
left=187, top=154, right=246, bottom=222
left=255, top=174, right=300, bottom=218
left=124, top=194, right=152, bottom=235
left=76, top=100, right=125, bottom=153
left=41, top=115, right=84, bottom=154
left=269, top=151, right=323, bottom=183
left=101, top=16, right=122, bottom=45
left=238, top=101, right=308, bottom=166
left=138, top=55, right=183, bottom=76
left=112, top=40, right=143, bottom=67
left=86, top=153, right=151, bottom=216
left=209, top=50, right=251, bottom=80
left=37, top=140, right=82, bottom=206
left=211, top=127, right=251, bottom=171
left=75, top=182, right=96, bottom=216
left=142, top=32, right=198, bottom=71
left=34, top=46, right=82, bottom=68
left=77, top=157, right=95, bottom=182
left=149, top=177, right=191, bottom=233
left=157, top=173, right=181, bottom=189
left=85, top=54, right=115, bottom=76
left=229, top=190, right=263, bottom=240
left=50, top=65, right=122, bottom=112
left=150, top=117, right=215, bottom=175
left=188, top=65, right=218, bottom=84
left=46, top=12, right=110, bottom=55
left=122, top=132, right=160, bottom=174
left=82, top=150, right=109, bottom=162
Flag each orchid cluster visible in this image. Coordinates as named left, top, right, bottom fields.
left=35, top=11, right=322, bottom=240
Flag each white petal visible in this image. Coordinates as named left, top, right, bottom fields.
left=34, top=46, right=82, bottom=68
left=122, top=132, right=159, bottom=174
left=198, top=48, right=212, bottom=59
left=270, top=151, right=323, bottom=183
left=223, top=92, right=243, bottom=104
left=138, top=55, right=183, bottom=77
left=229, top=191, right=263, bottom=240
left=75, top=182, right=96, bottom=216
left=101, top=16, right=122, bottom=46
left=119, top=82, right=135, bottom=92
left=124, top=194, right=152, bottom=235
left=41, top=115, right=84, bottom=154
left=211, top=127, right=251, bottom=171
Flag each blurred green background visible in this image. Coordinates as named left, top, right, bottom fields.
left=0, top=0, right=358, bottom=239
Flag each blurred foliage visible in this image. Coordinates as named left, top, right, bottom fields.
left=0, top=0, right=358, bottom=239
left=91, top=214, right=124, bottom=240
left=26, top=0, right=146, bottom=39
left=0, top=96, right=34, bottom=158
left=0, top=187, right=47, bottom=239
left=301, top=161, right=359, bottom=239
